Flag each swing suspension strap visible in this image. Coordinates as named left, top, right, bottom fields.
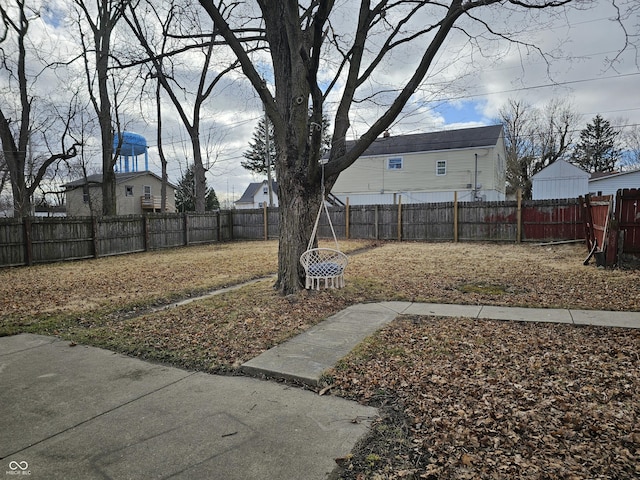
left=307, top=162, right=339, bottom=251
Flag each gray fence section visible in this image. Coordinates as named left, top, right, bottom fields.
left=0, top=198, right=583, bottom=267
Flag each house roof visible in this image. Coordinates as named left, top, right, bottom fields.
left=345, top=124, right=504, bottom=158
left=589, top=169, right=640, bottom=182
left=236, top=180, right=279, bottom=204
left=64, top=171, right=176, bottom=190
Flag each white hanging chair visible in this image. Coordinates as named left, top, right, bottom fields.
left=300, top=187, right=348, bottom=290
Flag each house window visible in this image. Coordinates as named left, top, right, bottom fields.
left=125, top=185, right=134, bottom=197
left=387, top=157, right=403, bottom=170
left=436, top=160, right=446, bottom=176
left=143, top=185, right=151, bottom=199
left=263, top=185, right=268, bottom=195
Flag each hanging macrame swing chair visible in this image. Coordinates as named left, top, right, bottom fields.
left=300, top=183, right=348, bottom=290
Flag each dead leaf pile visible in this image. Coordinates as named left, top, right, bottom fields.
left=331, top=316, right=640, bottom=479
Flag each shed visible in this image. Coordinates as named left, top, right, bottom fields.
left=531, top=160, right=589, bottom=200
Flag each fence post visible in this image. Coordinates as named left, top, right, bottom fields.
left=92, top=216, right=99, bottom=258
left=229, top=210, right=234, bottom=241
left=453, top=191, right=458, bottom=243
left=374, top=205, right=379, bottom=240
left=397, top=195, right=402, bottom=241
left=183, top=213, right=189, bottom=245
left=143, top=215, right=150, bottom=251
left=23, top=216, right=33, bottom=266
left=263, top=203, right=268, bottom=240
left=216, top=211, right=221, bottom=242
left=517, top=189, right=522, bottom=243
left=345, top=197, right=350, bottom=240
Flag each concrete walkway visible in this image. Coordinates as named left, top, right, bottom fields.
left=241, top=302, right=640, bottom=386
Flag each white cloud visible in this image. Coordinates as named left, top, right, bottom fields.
left=3, top=0, right=637, bottom=204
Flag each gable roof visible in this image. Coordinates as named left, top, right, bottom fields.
left=531, top=160, right=589, bottom=180
left=346, top=124, right=504, bottom=158
left=64, top=171, right=176, bottom=190
left=236, top=180, right=279, bottom=204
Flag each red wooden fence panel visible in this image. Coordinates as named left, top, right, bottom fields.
left=612, top=189, right=640, bottom=266
left=522, top=200, right=583, bottom=241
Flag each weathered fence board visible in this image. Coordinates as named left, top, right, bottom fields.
left=0, top=218, right=25, bottom=266
left=1, top=198, right=589, bottom=268
left=30, top=217, right=94, bottom=263
left=97, top=216, right=146, bottom=257
left=148, top=215, right=185, bottom=249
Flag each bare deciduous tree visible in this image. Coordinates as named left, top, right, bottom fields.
left=500, top=98, right=579, bottom=198
left=0, top=0, right=81, bottom=217
left=198, top=0, right=621, bottom=293
left=618, top=123, right=640, bottom=171
left=124, top=0, right=241, bottom=213
left=73, top=0, right=130, bottom=216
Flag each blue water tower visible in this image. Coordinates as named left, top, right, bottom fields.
left=113, top=131, right=148, bottom=172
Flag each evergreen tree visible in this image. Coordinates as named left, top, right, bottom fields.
left=241, top=117, right=277, bottom=177
left=175, top=164, right=219, bottom=212
left=241, top=115, right=331, bottom=178
left=572, top=115, right=621, bottom=173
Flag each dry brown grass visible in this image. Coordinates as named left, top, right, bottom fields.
left=344, top=242, right=640, bottom=310
left=0, top=241, right=278, bottom=318
left=1, top=240, right=639, bottom=479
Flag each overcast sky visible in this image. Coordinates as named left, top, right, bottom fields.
left=3, top=1, right=639, bottom=206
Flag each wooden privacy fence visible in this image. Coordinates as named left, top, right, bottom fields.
left=1, top=198, right=584, bottom=267
left=323, top=197, right=583, bottom=243
left=0, top=212, right=233, bottom=267
left=581, top=189, right=640, bottom=268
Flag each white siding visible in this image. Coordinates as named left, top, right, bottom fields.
left=589, top=170, right=640, bottom=197
left=531, top=160, right=589, bottom=200
left=334, top=188, right=503, bottom=205
left=532, top=177, right=589, bottom=200
left=332, top=145, right=506, bottom=202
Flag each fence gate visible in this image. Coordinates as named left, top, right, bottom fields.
left=582, top=189, right=640, bottom=267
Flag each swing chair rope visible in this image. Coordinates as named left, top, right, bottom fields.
left=306, top=160, right=339, bottom=252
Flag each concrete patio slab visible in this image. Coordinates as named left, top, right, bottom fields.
left=0, top=334, right=377, bottom=480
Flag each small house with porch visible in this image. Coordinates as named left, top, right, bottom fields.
left=64, top=171, right=176, bottom=216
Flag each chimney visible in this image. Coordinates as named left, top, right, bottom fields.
left=383, top=130, right=390, bottom=138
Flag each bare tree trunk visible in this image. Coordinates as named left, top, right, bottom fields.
left=192, top=141, right=207, bottom=213
left=156, top=80, right=168, bottom=212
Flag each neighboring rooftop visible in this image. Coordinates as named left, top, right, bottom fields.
left=236, top=180, right=279, bottom=204
left=64, top=171, right=175, bottom=189
left=345, top=124, right=504, bottom=157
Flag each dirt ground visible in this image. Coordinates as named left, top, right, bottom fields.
left=1, top=240, right=638, bottom=479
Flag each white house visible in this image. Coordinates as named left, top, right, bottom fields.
left=235, top=180, right=279, bottom=209
left=531, top=160, right=590, bottom=200
left=330, top=124, right=507, bottom=205
left=64, top=171, right=176, bottom=216
left=589, top=169, right=640, bottom=197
